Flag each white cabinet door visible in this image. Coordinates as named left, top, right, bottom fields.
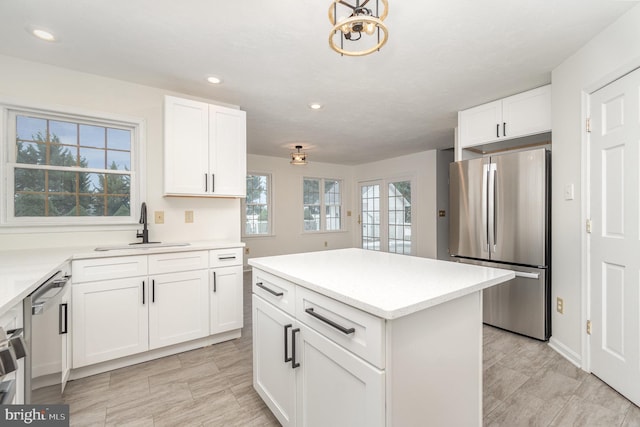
left=210, top=265, right=244, bottom=334
left=209, top=105, right=247, bottom=197
left=253, top=295, right=297, bottom=427
left=502, top=84, right=551, bottom=140
left=458, top=99, right=502, bottom=148
left=164, top=95, right=210, bottom=195
left=148, top=270, right=209, bottom=350
left=295, top=323, right=385, bottom=427
left=72, top=278, right=148, bottom=368
left=60, top=285, right=71, bottom=392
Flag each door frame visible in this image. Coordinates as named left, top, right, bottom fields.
left=582, top=64, right=640, bottom=372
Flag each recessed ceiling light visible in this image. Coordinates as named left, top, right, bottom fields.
left=207, top=76, right=222, bottom=84
left=309, top=103, right=323, bottom=110
left=31, top=28, right=56, bottom=42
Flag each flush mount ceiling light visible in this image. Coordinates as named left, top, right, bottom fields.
left=31, top=28, right=56, bottom=42
left=206, top=76, right=222, bottom=84
left=308, top=103, right=323, bottom=110
left=290, top=145, right=308, bottom=165
left=329, top=0, right=388, bottom=57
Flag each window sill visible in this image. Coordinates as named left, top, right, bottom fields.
left=301, top=230, right=348, bottom=235
left=0, top=222, right=140, bottom=234
left=242, top=233, right=276, bottom=239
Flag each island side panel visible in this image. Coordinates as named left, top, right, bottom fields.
left=386, top=291, right=483, bottom=427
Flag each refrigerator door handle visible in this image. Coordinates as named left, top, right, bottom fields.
left=482, top=163, right=490, bottom=253
left=514, top=271, right=540, bottom=280
left=488, top=163, right=497, bottom=252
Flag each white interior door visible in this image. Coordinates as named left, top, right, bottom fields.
left=589, top=67, right=640, bottom=406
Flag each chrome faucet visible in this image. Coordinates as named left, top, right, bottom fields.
left=135, top=202, right=150, bottom=244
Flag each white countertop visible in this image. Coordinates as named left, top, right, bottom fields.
left=249, top=248, right=515, bottom=320
left=0, top=240, right=244, bottom=315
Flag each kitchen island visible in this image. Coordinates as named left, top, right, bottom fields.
left=249, top=248, right=515, bottom=427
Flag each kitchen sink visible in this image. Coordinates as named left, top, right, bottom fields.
left=94, top=242, right=191, bottom=251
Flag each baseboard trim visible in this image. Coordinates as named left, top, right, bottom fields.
left=548, top=336, right=582, bottom=368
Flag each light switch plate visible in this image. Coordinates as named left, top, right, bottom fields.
left=185, top=210, right=194, bottom=223
left=564, top=184, right=575, bottom=201
left=154, top=211, right=164, bottom=224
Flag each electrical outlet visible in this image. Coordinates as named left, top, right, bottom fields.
left=185, top=210, right=194, bottom=223
left=324, top=241, right=328, bottom=247
left=154, top=211, right=164, bottom=224
left=557, top=297, right=564, bottom=314
left=347, top=210, right=352, bottom=217
left=245, top=247, right=250, bottom=255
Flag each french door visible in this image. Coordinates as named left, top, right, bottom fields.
left=589, top=66, right=640, bottom=406
left=359, top=179, right=413, bottom=255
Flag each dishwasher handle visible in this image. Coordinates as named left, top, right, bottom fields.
left=514, top=271, right=540, bottom=280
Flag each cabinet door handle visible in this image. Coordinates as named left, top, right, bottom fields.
left=142, top=281, right=146, bottom=305
left=204, top=173, right=208, bottom=192
left=291, top=328, right=300, bottom=369
left=496, top=123, right=500, bottom=138
left=304, top=308, right=355, bottom=335
left=212, top=174, right=215, bottom=193
left=284, top=324, right=293, bottom=363
left=59, top=303, right=68, bottom=335
left=152, top=279, right=155, bottom=303
left=256, top=282, right=283, bottom=297
left=213, top=271, right=217, bottom=293
left=503, top=122, right=506, bottom=137
left=218, top=256, right=236, bottom=260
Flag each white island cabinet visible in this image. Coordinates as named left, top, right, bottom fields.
left=249, top=248, right=515, bottom=427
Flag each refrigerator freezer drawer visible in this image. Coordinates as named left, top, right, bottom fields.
left=483, top=267, right=548, bottom=340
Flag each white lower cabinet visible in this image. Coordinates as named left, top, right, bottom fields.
left=210, top=265, right=243, bottom=334
left=72, top=248, right=243, bottom=370
left=72, top=277, right=149, bottom=367
left=253, top=295, right=384, bottom=427
left=149, top=270, right=209, bottom=349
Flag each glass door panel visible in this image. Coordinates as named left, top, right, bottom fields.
left=360, top=183, right=381, bottom=251
left=388, top=181, right=412, bottom=254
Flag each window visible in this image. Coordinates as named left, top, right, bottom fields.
left=2, top=105, right=142, bottom=226
left=359, top=179, right=413, bottom=255
left=303, top=178, right=342, bottom=232
left=243, top=173, right=271, bottom=236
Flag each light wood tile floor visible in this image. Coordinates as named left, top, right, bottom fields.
left=65, top=272, right=640, bottom=426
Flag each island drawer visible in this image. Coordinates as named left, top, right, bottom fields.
left=149, top=251, right=208, bottom=274
left=210, top=248, right=243, bottom=268
left=296, top=286, right=385, bottom=369
left=73, top=256, right=148, bottom=283
left=252, top=269, right=295, bottom=316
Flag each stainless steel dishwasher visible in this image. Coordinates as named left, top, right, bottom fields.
left=24, top=263, right=71, bottom=404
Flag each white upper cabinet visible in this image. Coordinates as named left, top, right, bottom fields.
left=458, top=85, right=551, bottom=148
left=164, top=95, right=246, bottom=197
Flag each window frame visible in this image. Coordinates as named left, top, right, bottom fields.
left=242, top=172, right=273, bottom=238
left=0, top=100, right=145, bottom=229
left=302, top=176, right=344, bottom=233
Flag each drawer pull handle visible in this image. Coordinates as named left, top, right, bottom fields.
left=284, top=324, right=292, bottom=363
left=213, top=271, right=217, bottom=292
left=304, top=308, right=355, bottom=335
left=256, top=282, right=283, bottom=297
left=218, top=256, right=236, bottom=260
left=291, top=328, right=300, bottom=369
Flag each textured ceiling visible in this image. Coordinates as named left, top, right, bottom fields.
left=0, top=0, right=635, bottom=165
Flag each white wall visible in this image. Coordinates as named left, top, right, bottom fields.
left=353, top=150, right=439, bottom=259
left=551, top=3, right=640, bottom=365
left=0, top=55, right=241, bottom=250
left=243, top=154, right=355, bottom=269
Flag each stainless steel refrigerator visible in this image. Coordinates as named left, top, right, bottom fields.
left=449, top=148, right=550, bottom=340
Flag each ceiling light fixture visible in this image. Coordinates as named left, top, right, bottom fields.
left=309, top=103, right=323, bottom=110
left=31, top=28, right=56, bottom=42
left=290, top=145, right=308, bottom=165
left=206, top=76, right=222, bottom=84
left=329, top=0, right=388, bottom=57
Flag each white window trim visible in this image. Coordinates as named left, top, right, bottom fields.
left=0, top=97, right=146, bottom=231
left=302, top=176, right=345, bottom=233
left=242, top=172, right=274, bottom=238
